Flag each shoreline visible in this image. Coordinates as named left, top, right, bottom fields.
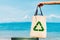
left=0, top=31, right=59, bottom=40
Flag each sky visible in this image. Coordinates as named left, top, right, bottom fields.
left=0, top=0, right=60, bottom=23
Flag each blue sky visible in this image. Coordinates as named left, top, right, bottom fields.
left=0, top=0, right=60, bottom=23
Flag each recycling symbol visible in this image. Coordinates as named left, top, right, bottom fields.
left=33, top=21, right=44, bottom=31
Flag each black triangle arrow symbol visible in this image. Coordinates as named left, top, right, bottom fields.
left=33, top=21, right=44, bottom=31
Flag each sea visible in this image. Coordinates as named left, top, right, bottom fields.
left=0, top=22, right=60, bottom=40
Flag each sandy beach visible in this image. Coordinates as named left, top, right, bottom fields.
left=0, top=31, right=60, bottom=40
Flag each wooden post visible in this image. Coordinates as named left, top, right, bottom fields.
left=37, top=38, right=39, bottom=40
left=11, top=38, right=39, bottom=40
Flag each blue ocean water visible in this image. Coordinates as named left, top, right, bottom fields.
left=0, top=22, right=60, bottom=40
left=0, top=22, right=60, bottom=32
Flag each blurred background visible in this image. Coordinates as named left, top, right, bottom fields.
left=0, top=0, right=60, bottom=40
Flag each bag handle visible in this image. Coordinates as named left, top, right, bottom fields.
left=34, top=6, right=43, bottom=16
